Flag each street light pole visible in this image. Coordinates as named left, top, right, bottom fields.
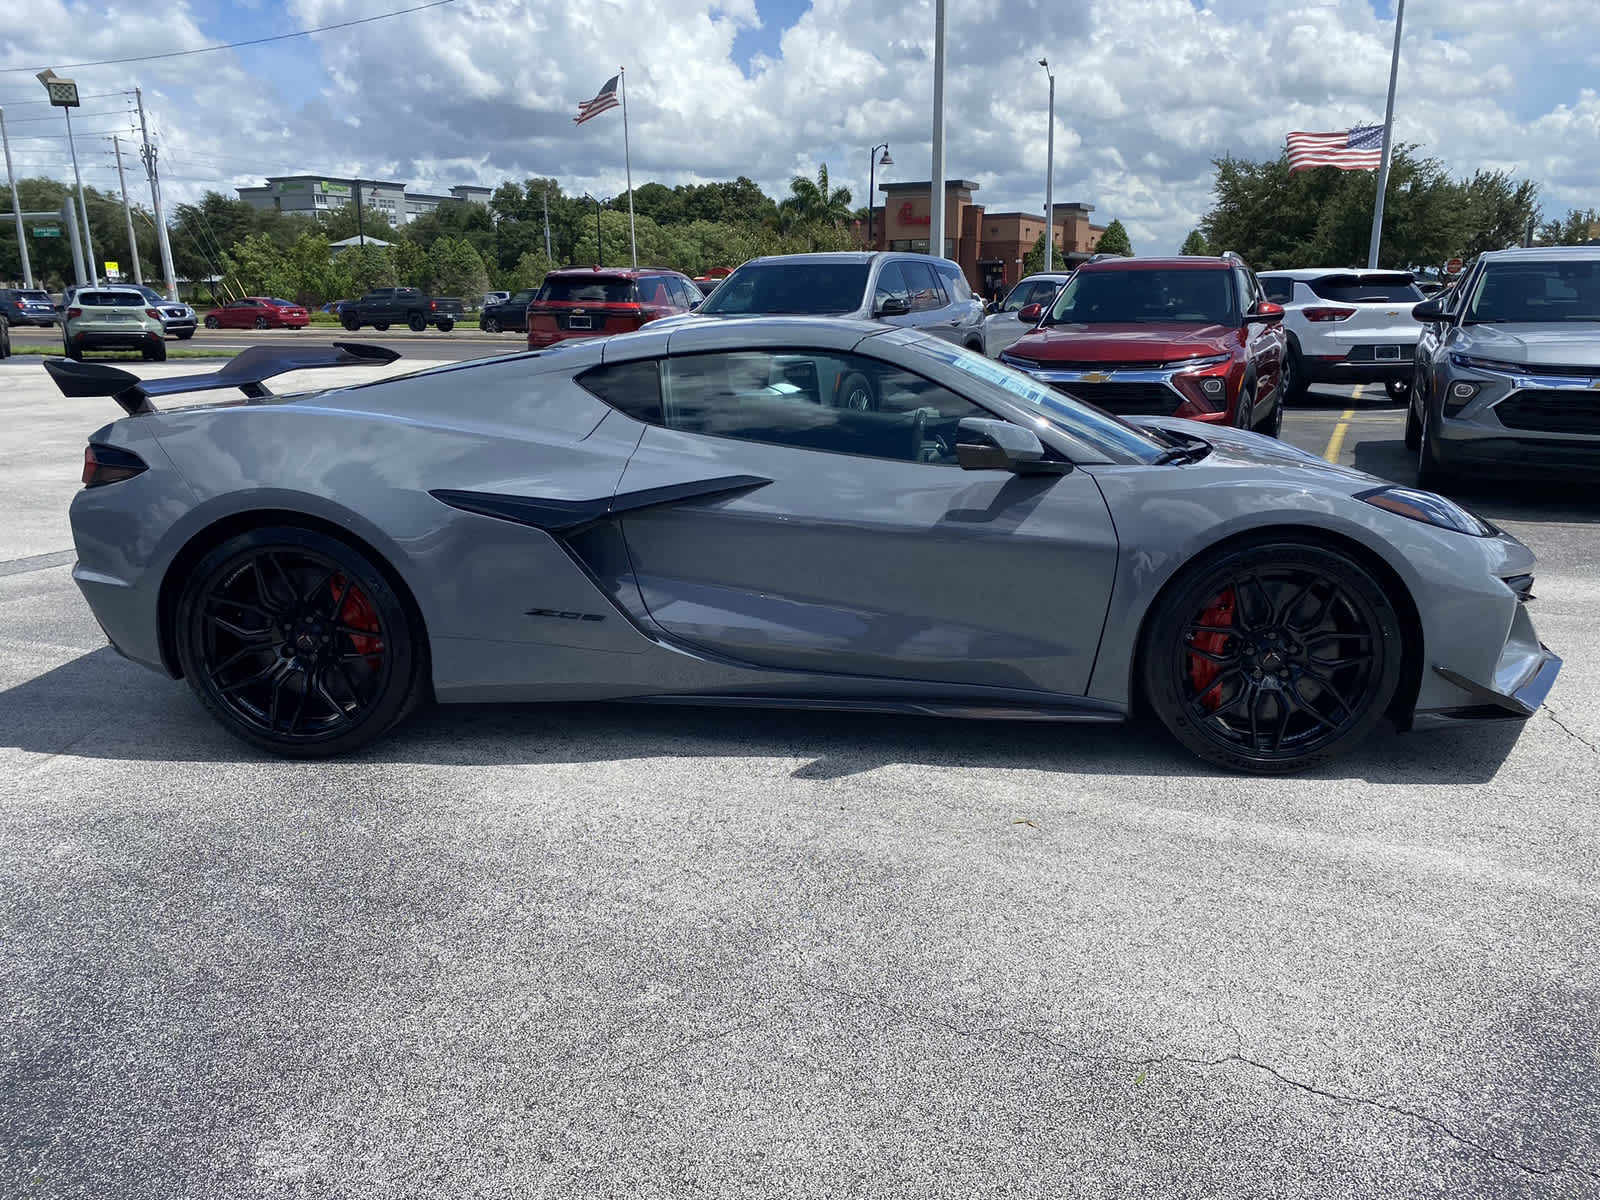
left=112, top=135, right=143, bottom=285
left=38, top=71, right=97, bottom=285
left=0, top=107, right=33, bottom=288
left=1040, top=58, right=1055, bottom=273
left=867, top=143, right=892, bottom=249
left=1367, top=0, right=1405, bottom=269
left=928, top=0, right=947, bottom=259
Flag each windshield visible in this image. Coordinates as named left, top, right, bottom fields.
left=17, top=290, right=53, bottom=302
left=1045, top=268, right=1237, bottom=326
left=1464, top=261, right=1600, bottom=323
left=698, top=262, right=869, bottom=315
left=538, top=277, right=638, bottom=304
left=1307, top=273, right=1421, bottom=303
left=903, top=339, right=1168, bottom=465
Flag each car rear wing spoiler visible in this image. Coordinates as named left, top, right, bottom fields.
left=42, top=341, right=402, bottom=417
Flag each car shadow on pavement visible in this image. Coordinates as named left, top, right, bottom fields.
left=1351, top=438, right=1600, bottom=525
left=0, top=646, right=1524, bottom=785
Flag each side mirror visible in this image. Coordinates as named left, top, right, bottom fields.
left=1245, top=301, right=1284, bottom=323
left=1412, top=296, right=1448, bottom=322
left=689, top=299, right=702, bottom=311
left=1018, top=302, right=1044, bottom=322
left=955, top=417, right=1071, bottom=474
left=984, top=300, right=1000, bottom=314
left=875, top=295, right=911, bottom=317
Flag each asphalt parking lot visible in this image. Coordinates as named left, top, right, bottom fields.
left=2, top=353, right=1597, bottom=1198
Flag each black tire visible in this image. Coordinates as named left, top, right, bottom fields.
left=148, top=339, right=168, bottom=363
left=174, top=527, right=426, bottom=758
left=341, top=312, right=361, bottom=332
left=254, top=316, right=269, bottom=330
left=1234, top=377, right=1257, bottom=428
left=1385, top=378, right=1411, bottom=404
left=407, top=313, right=426, bottom=332
left=65, top=337, right=83, bottom=361
left=436, top=319, right=454, bottom=333
left=1140, top=538, right=1404, bottom=774
left=374, top=322, right=390, bottom=332
left=0, top=318, right=10, bottom=359
left=1256, top=388, right=1284, bottom=438
left=177, top=330, right=194, bottom=341
left=1280, top=342, right=1308, bottom=403
left=483, top=317, right=500, bottom=334
left=837, top=370, right=876, bottom=411
left=1415, top=404, right=1453, bottom=491
left=204, top=315, right=220, bottom=329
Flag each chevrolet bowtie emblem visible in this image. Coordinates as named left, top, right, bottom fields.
left=572, top=308, right=586, bottom=314
left=1080, top=371, right=1112, bottom=384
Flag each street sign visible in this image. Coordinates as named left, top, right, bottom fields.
left=1446, top=257, right=1464, bottom=275
left=104, top=261, right=120, bottom=279
left=32, top=226, right=61, bottom=238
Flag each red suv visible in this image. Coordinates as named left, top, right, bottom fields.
left=527, top=267, right=701, bottom=348
left=998, top=253, right=1287, bottom=436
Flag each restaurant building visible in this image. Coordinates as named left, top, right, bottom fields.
left=863, top=179, right=1106, bottom=298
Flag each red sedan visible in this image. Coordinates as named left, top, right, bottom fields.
left=203, top=297, right=309, bottom=330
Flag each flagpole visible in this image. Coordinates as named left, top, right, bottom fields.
left=1367, top=0, right=1405, bottom=269
left=619, top=66, right=637, bottom=268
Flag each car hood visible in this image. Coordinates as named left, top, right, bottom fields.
left=1134, top=415, right=1377, bottom=487
left=1008, top=322, right=1235, bottom=364
left=1456, top=323, right=1600, bottom=367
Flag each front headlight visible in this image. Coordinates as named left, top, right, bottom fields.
left=1449, top=352, right=1519, bottom=374
left=1358, top=485, right=1495, bottom=537
left=1167, top=353, right=1231, bottom=370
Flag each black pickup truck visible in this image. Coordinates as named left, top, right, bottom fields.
left=340, top=288, right=463, bottom=332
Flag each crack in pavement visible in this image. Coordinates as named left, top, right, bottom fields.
left=1541, top=704, right=1598, bottom=754
left=799, top=978, right=1599, bottom=1183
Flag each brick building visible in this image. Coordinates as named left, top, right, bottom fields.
left=861, top=180, right=1106, bottom=297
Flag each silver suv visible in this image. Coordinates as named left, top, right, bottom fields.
left=692, top=252, right=987, bottom=350
left=1408, top=245, right=1600, bottom=487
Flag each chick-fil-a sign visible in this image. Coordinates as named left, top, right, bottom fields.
left=897, top=202, right=932, bottom=226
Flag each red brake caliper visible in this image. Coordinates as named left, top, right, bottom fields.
left=330, top=575, right=383, bottom=658
left=1187, top=587, right=1235, bottom=710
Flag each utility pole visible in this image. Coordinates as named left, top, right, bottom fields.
left=1040, top=59, right=1055, bottom=272
left=0, top=107, right=33, bottom=288
left=354, top=178, right=365, bottom=246
left=543, top=183, right=552, bottom=261
left=112, top=135, right=143, bottom=285
left=135, top=88, right=178, bottom=299
left=1366, top=0, right=1405, bottom=269
left=928, top=0, right=947, bottom=260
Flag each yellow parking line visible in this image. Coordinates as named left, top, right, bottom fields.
left=1351, top=384, right=1365, bottom=402
left=1323, top=408, right=1356, bottom=463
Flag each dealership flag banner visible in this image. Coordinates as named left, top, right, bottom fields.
left=1285, top=125, right=1385, bottom=172
left=573, top=70, right=637, bottom=267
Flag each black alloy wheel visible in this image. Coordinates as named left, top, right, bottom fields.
left=176, top=527, right=426, bottom=757
left=1280, top=344, right=1308, bottom=403
left=1385, top=378, right=1411, bottom=404
left=407, top=313, right=426, bottom=332
left=254, top=316, right=270, bottom=330
left=1141, top=539, right=1402, bottom=774
left=484, top=316, right=501, bottom=334
left=204, top=315, right=220, bottom=329
left=837, top=370, right=876, bottom=411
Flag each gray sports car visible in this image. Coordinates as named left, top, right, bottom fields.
left=48, top=318, right=1560, bottom=773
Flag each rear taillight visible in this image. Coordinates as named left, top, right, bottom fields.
left=1303, top=306, right=1357, bottom=322
left=636, top=307, right=661, bottom=323
left=430, top=300, right=438, bottom=311
left=145, top=308, right=161, bottom=319
left=67, top=307, right=82, bottom=319
left=82, top=444, right=148, bottom=488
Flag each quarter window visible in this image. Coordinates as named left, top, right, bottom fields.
left=657, top=349, right=990, bottom=465
left=900, top=261, right=946, bottom=311
left=873, top=262, right=912, bottom=312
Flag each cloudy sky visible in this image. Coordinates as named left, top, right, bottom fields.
left=1, top=0, right=1594, bottom=254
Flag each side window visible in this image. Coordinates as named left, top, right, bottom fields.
left=1234, top=268, right=1259, bottom=315
left=872, top=262, right=911, bottom=312
left=578, top=360, right=663, bottom=424
left=935, top=262, right=972, bottom=302
left=669, top=277, right=698, bottom=308
left=1260, top=277, right=1293, bottom=304
left=658, top=349, right=990, bottom=465
left=900, top=261, right=945, bottom=311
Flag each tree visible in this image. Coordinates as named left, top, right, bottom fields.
left=1097, top=219, right=1133, bottom=256
left=1536, top=207, right=1598, bottom=246
left=340, top=243, right=396, bottom=293
left=1, top=176, right=154, bottom=290
left=1022, top=232, right=1046, bottom=276
left=510, top=250, right=558, bottom=290
left=283, top=231, right=350, bottom=304
left=317, top=201, right=401, bottom=246
left=429, top=237, right=490, bottom=298
left=1179, top=229, right=1211, bottom=255
left=390, top=238, right=432, bottom=290
left=221, top=233, right=297, bottom=298
left=780, top=164, right=852, bottom=231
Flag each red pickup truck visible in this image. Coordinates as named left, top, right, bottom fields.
left=997, top=253, right=1288, bottom=437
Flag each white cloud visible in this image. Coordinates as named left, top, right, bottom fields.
left=0, top=0, right=1594, bottom=257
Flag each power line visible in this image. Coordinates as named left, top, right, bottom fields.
left=0, top=90, right=131, bottom=108
left=0, top=0, right=462, bottom=73
left=0, top=110, right=130, bottom=124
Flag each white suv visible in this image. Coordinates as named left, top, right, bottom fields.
left=1258, top=269, right=1424, bottom=403
left=62, top=288, right=168, bottom=362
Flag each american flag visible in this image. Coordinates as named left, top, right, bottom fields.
left=1285, top=125, right=1385, bottom=172
left=574, top=75, right=619, bottom=125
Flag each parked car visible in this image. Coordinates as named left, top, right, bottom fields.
left=694, top=252, right=987, bottom=351
left=526, top=267, right=701, bottom=348
left=45, top=321, right=1560, bottom=773
left=1258, top=268, right=1424, bottom=403
left=60, top=287, right=167, bottom=361
left=204, top=297, right=310, bottom=330
left=133, top=285, right=197, bottom=339
left=0, top=287, right=60, bottom=327
left=340, top=287, right=461, bottom=333
left=481, top=290, right=511, bottom=309
left=1407, top=245, right=1600, bottom=487
left=999, top=252, right=1287, bottom=437
left=478, top=288, right=537, bottom=333
left=982, top=272, right=1072, bottom=357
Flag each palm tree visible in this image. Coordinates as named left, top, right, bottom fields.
left=781, top=164, right=853, bottom=231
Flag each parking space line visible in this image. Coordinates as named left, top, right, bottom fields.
left=1322, top=408, right=1357, bottom=463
